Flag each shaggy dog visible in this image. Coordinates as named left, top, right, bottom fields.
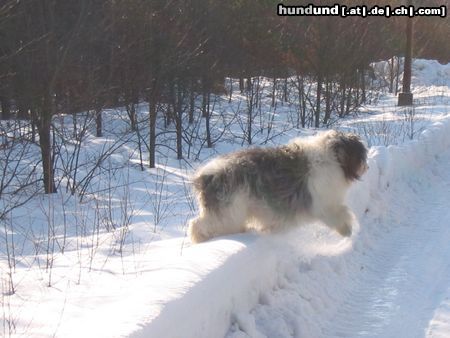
left=188, top=130, right=368, bottom=243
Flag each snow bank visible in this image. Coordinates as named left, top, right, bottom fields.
left=413, top=59, right=450, bottom=87
left=126, top=117, right=450, bottom=338
left=131, top=236, right=280, bottom=338
left=348, top=118, right=450, bottom=218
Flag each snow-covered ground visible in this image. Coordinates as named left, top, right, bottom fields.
left=2, top=59, right=450, bottom=337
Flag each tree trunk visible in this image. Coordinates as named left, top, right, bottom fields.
left=189, top=83, right=195, bottom=124
left=389, top=58, right=395, bottom=94
left=296, top=75, right=307, bottom=128
left=0, top=97, right=11, bottom=120
left=95, top=108, right=102, bottom=137
left=31, top=112, right=36, bottom=143
left=129, top=100, right=138, bottom=132
left=340, top=82, right=346, bottom=117
left=205, top=91, right=212, bottom=148
left=361, top=68, right=366, bottom=104
left=323, top=79, right=332, bottom=125
left=149, top=99, right=157, bottom=168
left=402, top=17, right=413, bottom=95
left=395, top=57, right=401, bottom=96
left=37, top=110, right=56, bottom=194
left=246, top=77, right=252, bottom=92
left=355, top=71, right=360, bottom=106
left=175, top=82, right=183, bottom=160
left=239, top=77, right=244, bottom=93
left=165, top=104, right=173, bottom=127
left=345, top=87, right=352, bottom=116
left=254, top=77, right=260, bottom=109
left=283, top=78, right=288, bottom=102
left=315, top=74, right=322, bottom=128
left=202, top=90, right=207, bottom=118
left=247, top=78, right=254, bottom=145
left=271, top=77, right=277, bottom=108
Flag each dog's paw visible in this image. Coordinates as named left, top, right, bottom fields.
left=188, top=218, right=211, bottom=243
left=336, top=223, right=352, bottom=237
left=189, top=229, right=210, bottom=243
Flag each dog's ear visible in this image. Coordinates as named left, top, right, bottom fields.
left=330, top=133, right=367, bottom=181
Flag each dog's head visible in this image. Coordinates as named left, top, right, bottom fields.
left=327, top=131, right=368, bottom=181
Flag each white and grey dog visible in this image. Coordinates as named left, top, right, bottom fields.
left=188, top=130, right=368, bottom=243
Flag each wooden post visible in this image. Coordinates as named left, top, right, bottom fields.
left=398, top=0, right=414, bottom=106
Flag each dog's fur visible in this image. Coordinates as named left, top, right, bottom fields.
left=188, top=130, right=368, bottom=243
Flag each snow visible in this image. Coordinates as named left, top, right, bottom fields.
left=428, top=289, right=450, bottom=338
left=2, top=59, right=450, bottom=337
left=133, top=116, right=450, bottom=338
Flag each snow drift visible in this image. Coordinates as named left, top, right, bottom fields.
left=128, top=117, right=450, bottom=338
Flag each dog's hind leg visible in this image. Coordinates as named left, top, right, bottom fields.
left=188, top=192, right=249, bottom=243
left=188, top=211, right=247, bottom=243
left=247, top=202, right=285, bottom=233
left=188, top=215, right=214, bottom=243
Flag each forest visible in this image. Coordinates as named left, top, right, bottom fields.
left=0, top=0, right=449, bottom=195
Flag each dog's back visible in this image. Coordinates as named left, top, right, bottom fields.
left=193, top=145, right=312, bottom=215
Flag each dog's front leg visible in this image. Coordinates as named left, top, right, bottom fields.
left=317, top=205, right=354, bottom=237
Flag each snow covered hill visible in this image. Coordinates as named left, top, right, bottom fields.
left=2, top=59, right=450, bottom=338
left=130, top=118, right=450, bottom=338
